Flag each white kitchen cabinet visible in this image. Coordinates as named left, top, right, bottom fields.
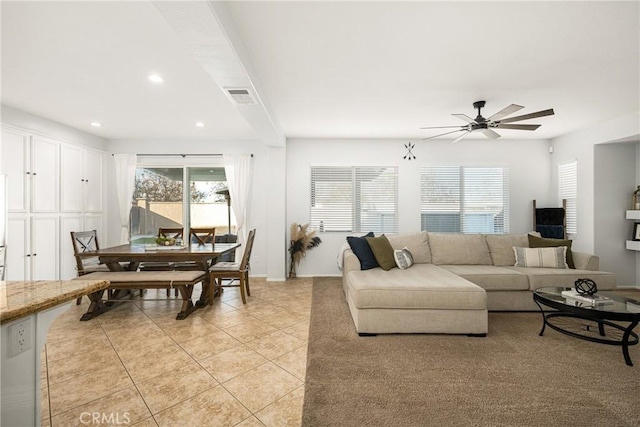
left=2, top=124, right=106, bottom=281
left=0, top=128, right=59, bottom=213
left=60, top=144, right=104, bottom=213
left=6, top=216, right=59, bottom=281
left=1, top=127, right=29, bottom=212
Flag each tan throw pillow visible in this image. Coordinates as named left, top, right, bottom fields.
left=528, top=234, right=575, bottom=269
left=366, top=235, right=396, bottom=271
left=513, top=246, right=568, bottom=268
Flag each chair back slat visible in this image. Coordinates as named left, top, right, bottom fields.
left=239, top=229, right=256, bottom=271
left=70, top=230, right=100, bottom=274
left=158, top=227, right=184, bottom=240
left=190, top=227, right=216, bottom=245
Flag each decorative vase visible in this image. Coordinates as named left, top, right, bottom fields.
left=289, top=260, right=296, bottom=279
left=634, top=185, right=640, bottom=210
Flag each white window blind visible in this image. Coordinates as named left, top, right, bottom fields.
left=558, top=161, right=577, bottom=236
left=310, top=166, right=398, bottom=233
left=421, top=166, right=509, bottom=234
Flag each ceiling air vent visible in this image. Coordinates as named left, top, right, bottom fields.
left=224, top=88, right=257, bottom=105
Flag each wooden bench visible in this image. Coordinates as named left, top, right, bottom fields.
left=73, top=270, right=207, bottom=320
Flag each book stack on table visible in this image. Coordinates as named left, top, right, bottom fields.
left=561, top=289, right=613, bottom=305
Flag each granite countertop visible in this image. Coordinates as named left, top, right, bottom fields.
left=0, top=279, right=110, bottom=324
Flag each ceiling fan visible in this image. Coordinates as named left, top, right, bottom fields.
left=421, top=100, right=554, bottom=143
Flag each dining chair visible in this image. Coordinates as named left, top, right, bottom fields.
left=139, top=227, right=185, bottom=296
left=208, top=228, right=256, bottom=304
left=172, top=227, right=216, bottom=271
left=70, top=230, right=111, bottom=304
left=189, top=227, right=216, bottom=245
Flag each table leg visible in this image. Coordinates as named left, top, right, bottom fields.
left=176, top=285, right=197, bottom=320
left=80, top=289, right=112, bottom=321
left=622, top=320, right=638, bottom=367
left=534, top=299, right=547, bottom=336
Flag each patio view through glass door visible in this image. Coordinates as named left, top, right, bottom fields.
left=130, top=162, right=236, bottom=243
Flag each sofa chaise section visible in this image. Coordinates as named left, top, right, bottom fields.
left=344, top=262, right=488, bottom=335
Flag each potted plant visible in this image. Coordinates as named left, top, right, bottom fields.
left=288, top=222, right=322, bottom=278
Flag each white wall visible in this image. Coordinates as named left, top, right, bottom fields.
left=594, top=143, right=636, bottom=285
left=106, top=138, right=285, bottom=279
left=1, top=105, right=107, bottom=150
left=550, top=112, right=640, bottom=254
left=287, top=137, right=552, bottom=277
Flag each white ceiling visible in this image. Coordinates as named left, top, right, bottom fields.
left=1, top=1, right=639, bottom=143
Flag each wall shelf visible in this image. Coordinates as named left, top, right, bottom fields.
left=626, top=240, right=640, bottom=251
left=626, top=210, right=640, bottom=220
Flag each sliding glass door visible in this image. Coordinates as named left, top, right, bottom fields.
left=130, top=157, right=235, bottom=243
left=131, top=167, right=184, bottom=242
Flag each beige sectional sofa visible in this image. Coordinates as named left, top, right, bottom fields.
left=342, top=231, right=616, bottom=335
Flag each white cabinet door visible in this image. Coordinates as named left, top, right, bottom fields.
left=60, top=144, right=84, bottom=213
left=6, top=217, right=29, bottom=280
left=83, top=149, right=103, bottom=213
left=30, top=136, right=59, bottom=213
left=1, top=128, right=30, bottom=213
left=31, top=216, right=58, bottom=280
left=60, top=216, right=82, bottom=280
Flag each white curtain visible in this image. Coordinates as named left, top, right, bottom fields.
left=223, top=154, right=253, bottom=251
left=113, top=154, right=137, bottom=244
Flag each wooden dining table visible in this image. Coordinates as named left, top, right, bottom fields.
left=76, top=242, right=240, bottom=309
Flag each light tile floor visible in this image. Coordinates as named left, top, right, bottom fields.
left=40, top=278, right=313, bottom=427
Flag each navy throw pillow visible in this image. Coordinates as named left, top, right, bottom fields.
left=346, top=232, right=377, bottom=270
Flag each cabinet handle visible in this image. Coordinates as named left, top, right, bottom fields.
left=26, top=171, right=31, bottom=175
left=33, top=253, right=37, bottom=256
left=26, top=254, right=31, bottom=257
left=32, top=172, right=37, bottom=176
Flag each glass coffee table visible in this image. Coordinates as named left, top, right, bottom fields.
left=533, top=287, right=640, bottom=366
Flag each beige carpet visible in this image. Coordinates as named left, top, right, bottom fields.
left=302, top=278, right=640, bottom=427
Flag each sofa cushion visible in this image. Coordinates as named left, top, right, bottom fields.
left=366, top=235, right=396, bottom=271
left=386, top=231, right=431, bottom=264
left=346, top=264, right=486, bottom=310
left=514, top=247, right=568, bottom=268
left=528, top=234, right=575, bottom=269
left=485, top=233, right=531, bottom=266
left=439, top=265, right=530, bottom=291
left=346, top=232, right=377, bottom=270
left=506, top=267, right=616, bottom=290
left=393, top=248, right=414, bottom=270
left=429, top=233, right=492, bottom=265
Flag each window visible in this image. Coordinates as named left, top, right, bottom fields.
left=558, top=161, right=577, bottom=236
left=130, top=157, right=234, bottom=242
left=310, top=166, right=398, bottom=233
left=421, top=166, right=509, bottom=234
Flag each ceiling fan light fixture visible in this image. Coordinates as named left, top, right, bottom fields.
left=421, top=100, right=554, bottom=142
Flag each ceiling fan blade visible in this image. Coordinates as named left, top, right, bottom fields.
left=451, top=131, right=470, bottom=144
left=495, top=123, right=541, bottom=131
left=422, top=129, right=466, bottom=140
left=452, top=114, right=476, bottom=124
left=497, top=108, right=555, bottom=124
left=487, top=104, right=524, bottom=121
left=482, top=129, right=501, bottom=139
left=419, top=125, right=466, bottom=130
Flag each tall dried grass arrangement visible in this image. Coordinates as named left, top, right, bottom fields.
left=289, top=222, right=322, bottom=278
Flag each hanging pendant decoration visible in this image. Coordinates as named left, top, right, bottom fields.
left=403, top=142, right=416, bottom=160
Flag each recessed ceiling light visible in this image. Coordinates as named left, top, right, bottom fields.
left=148, top=74, right=164, bottom=83
left=90, top=122, right=102, bottom=127
left=195, top=122, right=205, bottom=128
